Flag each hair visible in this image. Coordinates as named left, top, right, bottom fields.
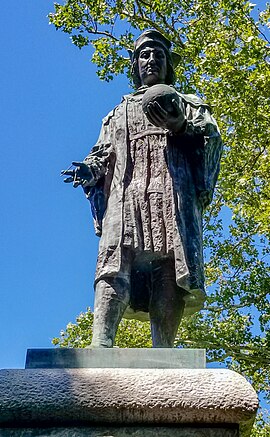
left=131, top=44, right=176, bottom=89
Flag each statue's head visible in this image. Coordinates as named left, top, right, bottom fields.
left=131, top=30, right=179, bottom=88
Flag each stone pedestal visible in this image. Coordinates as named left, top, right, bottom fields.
left=0, top=349, right=258, bottom=436
left=25, top=347, right=206, bottom=369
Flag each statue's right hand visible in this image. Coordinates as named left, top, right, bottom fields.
left=61, top=161, right=94, bottom=188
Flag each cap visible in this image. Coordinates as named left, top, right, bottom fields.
left=131, top=29, right=181, bottom=67
left=134, top=29, right=171, bottom=54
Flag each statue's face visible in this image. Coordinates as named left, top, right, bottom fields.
left=138, top=44, right=167, bottom=86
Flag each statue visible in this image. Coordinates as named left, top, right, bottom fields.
left=62, top=30, right=222, bottom=348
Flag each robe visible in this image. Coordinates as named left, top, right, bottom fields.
left=83, top=86, right=222, bottom=317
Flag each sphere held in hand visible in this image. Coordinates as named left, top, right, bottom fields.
left=142, top=84, right=180, bottom=118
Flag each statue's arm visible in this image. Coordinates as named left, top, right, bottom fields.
left=184, top=103, right=221, bottom=139
left=83, top=111, right=117, bottom=236
left=62, top=111, right=115, bottom=190
left=83, top=139, right=113, bottom=189
left=179, top=102, right=223, bottom=208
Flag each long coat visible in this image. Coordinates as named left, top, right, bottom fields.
left=83, top=87, right=222, bottom=316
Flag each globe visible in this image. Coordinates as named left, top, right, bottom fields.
left=142, top=84, right=180, bottom=118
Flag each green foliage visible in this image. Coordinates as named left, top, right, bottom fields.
left=49, top=1, right=270, bottom=433
left=52, top=308, right=94, bottom=348
left=251, top=412, right=270, bottom=437
left=115, top=318, right=152, bottom=347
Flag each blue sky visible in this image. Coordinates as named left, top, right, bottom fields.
left=0, top=1, right=129, bottom=369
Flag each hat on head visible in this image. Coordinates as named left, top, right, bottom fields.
left=131, top=29, right=181, bottom=67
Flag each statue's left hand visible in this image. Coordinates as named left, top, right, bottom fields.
left=146, top=99, right=185, bottom=133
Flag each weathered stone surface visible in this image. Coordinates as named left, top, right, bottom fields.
left=25, top=348, right=205, bottom=369
left=0, top=368, right=258, bottom=436
left=0, top=426, right=239, bottom=437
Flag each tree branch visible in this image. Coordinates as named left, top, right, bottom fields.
left=87, top=29, right=120, bottom=42
left=135, top=0, right=185, bottom=47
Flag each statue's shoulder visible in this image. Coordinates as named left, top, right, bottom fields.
left=121, top=93, right=141, bottom=102
left=102, top=97, right=128, bottom=125
left=121, top=93, right=133, bottom=101
left=103, top=93, right=140, bottom=117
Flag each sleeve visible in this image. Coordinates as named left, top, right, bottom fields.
left=175, top=102, right=223, bottom=208
left=198, top=108, right=223, bottom=208
left=82, top=109, right=116, bottom=189
left=82, top=109, right=116, bottom=236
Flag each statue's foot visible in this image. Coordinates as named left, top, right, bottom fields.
left=85, top=344, right=109, bottom=349
left=85, top=344, right=118, bottom=349
left=87, top=336, right=113, bottom=348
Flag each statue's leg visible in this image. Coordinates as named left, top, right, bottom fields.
left=149, top=257, right=185, bottom=348
left=90, top=276, right=130, bottom=348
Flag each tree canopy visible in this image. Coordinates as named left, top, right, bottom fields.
left=49, top=1, right=270, bottom=434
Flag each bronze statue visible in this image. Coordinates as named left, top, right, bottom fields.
left=62, top=30, right=222, bottom=348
